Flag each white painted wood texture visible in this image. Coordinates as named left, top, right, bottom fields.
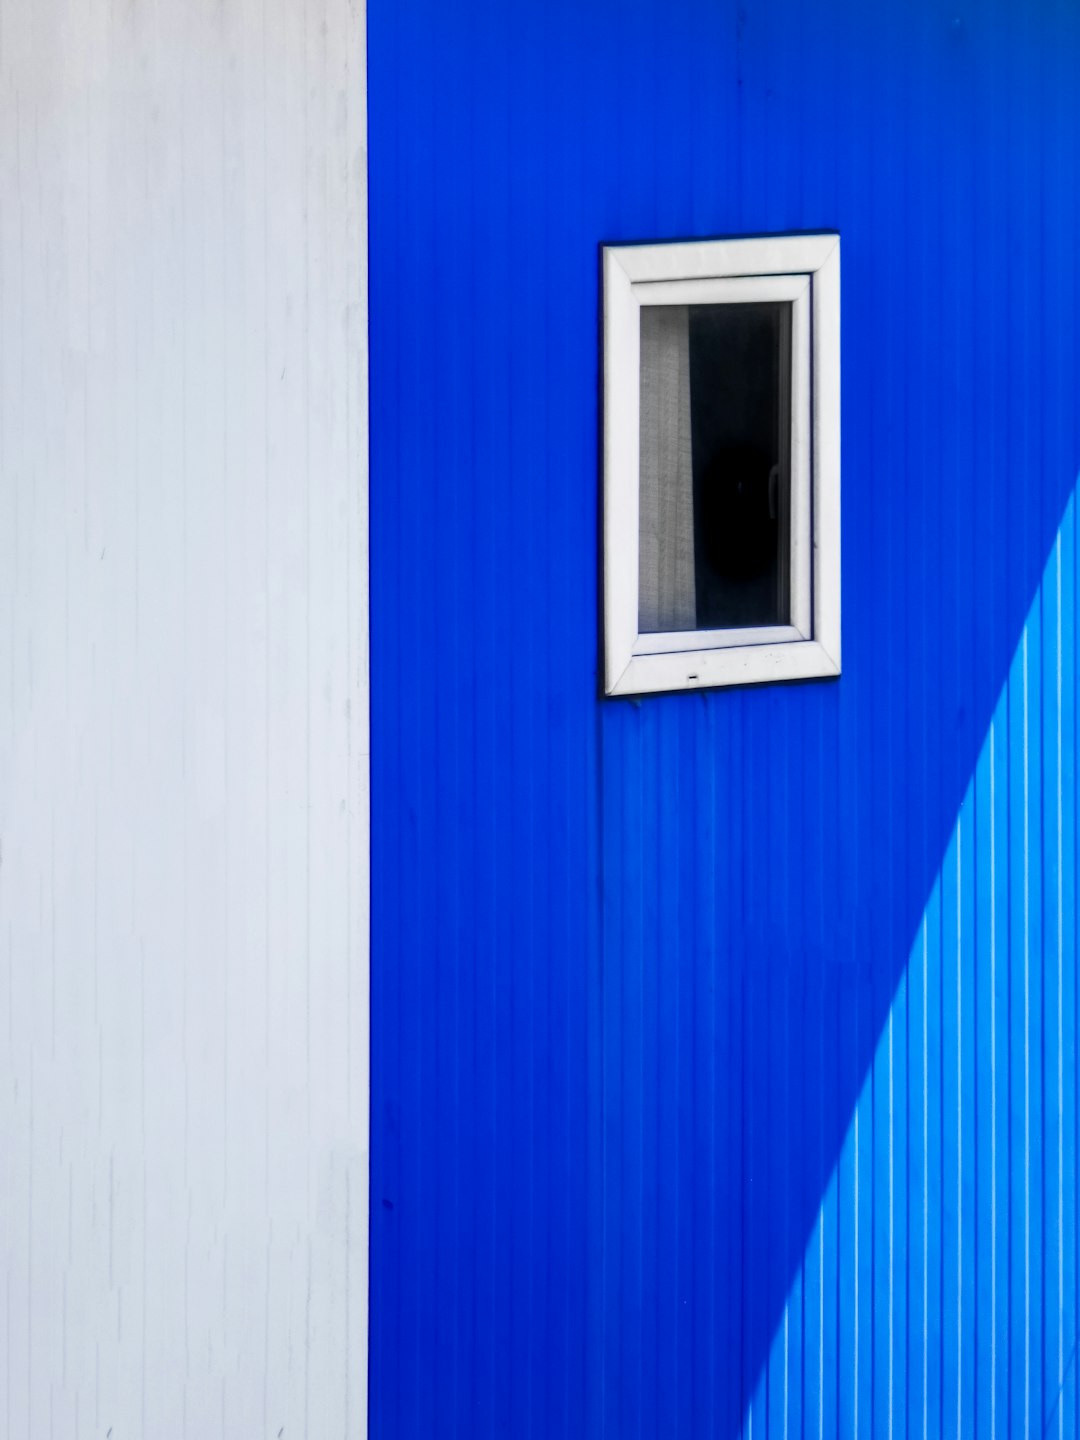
left=0, top=1, right=369, bottom=1435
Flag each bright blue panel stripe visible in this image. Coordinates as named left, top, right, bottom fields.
left=761, top=494, right=1080, bottom=1438
left=1062, top=506, right=1079, bottom=1440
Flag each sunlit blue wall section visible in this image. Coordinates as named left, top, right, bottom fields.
left=367, top=1, right=1080, bottom=1435
left=755, top=494, right=1078, bottom=1440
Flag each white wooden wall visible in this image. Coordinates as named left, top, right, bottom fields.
left=0, top=0, right=369, bottom=1434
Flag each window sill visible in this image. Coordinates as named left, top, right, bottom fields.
left=606, top=637, right=841, bottom=697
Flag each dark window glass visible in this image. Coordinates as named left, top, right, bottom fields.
left=638, top=300, right=792, bottom=633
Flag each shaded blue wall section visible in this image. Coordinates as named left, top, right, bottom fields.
left=368, top=2, right=1080, bottom=1435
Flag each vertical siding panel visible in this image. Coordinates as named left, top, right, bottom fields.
left=1048, top=24, right=1072, bottom=1436
left=690, top=717, right=718, bottom=1440
left=509, top=9, right=543, bottom=1423
left=992, top=708, right=1012, bottom=1440
left=975, top=721, right=999, bottom=1440
left=368, top=0, right=401, bottom=1423
left=431, top=10, right=465, bottom=1423
left=718, top=703, right=743, bottom=1440
left=960, top=794, right=979, bottom=1431
left=836, top=970, right=858, bottom=1440
left=971, top=11, right=998, bottom=1432
left=655, top=708, right=679, bottom=1439
left=1028, top=594, right=1046, bottom=1440
left=872, top=960, right=892, bottom=1440
left=892, top=968, right=910, bottom=1440
left=623, top=714, right=646, bottom=1440
left=856, top=973, right=876, bottom=1440
left=905, top=921, right=927, bottom=1440
left=400, top=3, right=433, bottom=1425
left=546, top=8, right=594, bottom=1411
left=2, top=0, right=369, bottom=1432
left=673, top=713, right=696, bottom=1440
left=642, top=716, right=661, bottom=1440
left=1044, top=536, right=1064, bottom=1440
left=1039, top=47, right=1060, bottom=1440
left=1072, top=70, right=1080, bottom=1440
left=820, top=975, right=841, bottom=1440
left=1009, top=631, right=1031, bottom=1440
left=1063, top=498, right=1079, bottom=1440
left=766, top=960, right=794, bottom=1440
left=599, top=712, right=626, bottom=1440
left=926, top=878, right=946, bottom=1440
left=955, top=13, right=982, bottom=1410
left=941, top=824, right=961, bottom=1437
left=786, top=983, right=806, bottom=1440
left=369, top=3, right=1080, bottom=1436
left=1024, top=8, right=1045, bottom=1420
left=744, top=968, right=770, bottom=1440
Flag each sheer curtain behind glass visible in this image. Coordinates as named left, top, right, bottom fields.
left=638, top=305, right=696, bottom=632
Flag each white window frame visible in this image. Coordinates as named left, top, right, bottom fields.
left=602, top=233, right=841, bottom=696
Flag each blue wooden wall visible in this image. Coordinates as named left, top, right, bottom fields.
left=368, top=2, right=1080, bottom=1435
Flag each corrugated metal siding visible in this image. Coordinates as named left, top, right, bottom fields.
left=0, top=1, right=369, bottom=1433
left=758, top=499, right=1079, bottom=1440
left=368, top=2, right=1080, bottom=1435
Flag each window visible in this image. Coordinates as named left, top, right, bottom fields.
left=602, top=233, right=840, bottom=696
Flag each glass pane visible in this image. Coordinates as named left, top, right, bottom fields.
left=638, top=300, right=792, bottom=633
